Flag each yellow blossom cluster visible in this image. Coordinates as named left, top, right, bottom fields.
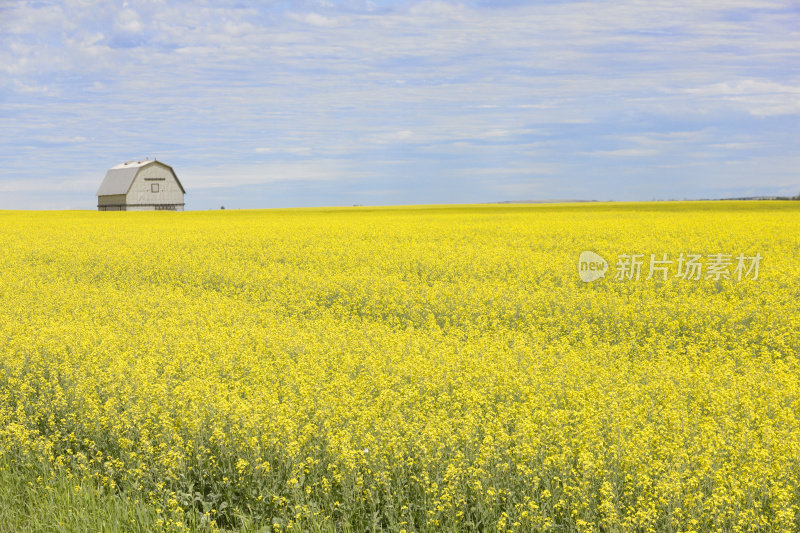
left=0, top=202, right=798, bottom=531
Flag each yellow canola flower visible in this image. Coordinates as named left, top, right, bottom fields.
left=0, top=202, right=798, bottom=532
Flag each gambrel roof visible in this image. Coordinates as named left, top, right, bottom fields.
left=97, top=160, right=186, bottom=196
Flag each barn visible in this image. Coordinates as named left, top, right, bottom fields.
left=97, top=159, right=185, bottom=211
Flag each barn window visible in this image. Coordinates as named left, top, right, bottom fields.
left=151, top=183, right=159, bottom=193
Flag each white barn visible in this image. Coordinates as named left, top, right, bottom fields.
left=97, top=159, right=185, bottom=211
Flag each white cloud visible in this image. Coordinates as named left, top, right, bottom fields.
left=685, top=80, right=800, bottom=116
left=708, top=142, right=765, bottom=150
left=35, top=135, right=88, bottom=144
left=589, top=149, right=661, bottom=157
left=115, top=8, right=143, bottom=34
left=289, top=12, right=341, bottom=28
left=370, top=130, right=416, bottom=144
left=184, top=160, right=371, bottom=189
left=407, top=1, right=467, bottom=18
left=0, top=176, right=98, bottom=193
left=11, top=79, right=55, bottom=95
left=254, top=147, right=313, bottom=156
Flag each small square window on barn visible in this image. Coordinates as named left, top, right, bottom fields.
left=151, top=183, right=159, bottom=193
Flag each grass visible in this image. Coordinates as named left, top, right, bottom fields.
left=0, top=456, right=162, bottom=532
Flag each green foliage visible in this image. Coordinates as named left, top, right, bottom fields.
left=0, top=456, right=162, bottom=532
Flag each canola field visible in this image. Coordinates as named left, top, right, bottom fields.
left=0, top=202, right=798, bottom=532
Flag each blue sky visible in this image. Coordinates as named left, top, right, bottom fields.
left=1, top=0, right=798, bottom=209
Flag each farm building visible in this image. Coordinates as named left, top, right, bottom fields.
left=97, top=159, right=185, bottom=211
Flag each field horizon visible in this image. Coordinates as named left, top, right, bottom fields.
left=3, top=196, right=800, bottom=214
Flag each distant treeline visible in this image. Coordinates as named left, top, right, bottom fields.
left=720, top=195, right=800, bottom=201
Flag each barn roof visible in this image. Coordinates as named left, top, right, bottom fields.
left=97, top=160, right=186, bottom=196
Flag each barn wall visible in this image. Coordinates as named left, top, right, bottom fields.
left=98, top=194, right=127, bottom=206
left=125, top=163, right=184, bottom=206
